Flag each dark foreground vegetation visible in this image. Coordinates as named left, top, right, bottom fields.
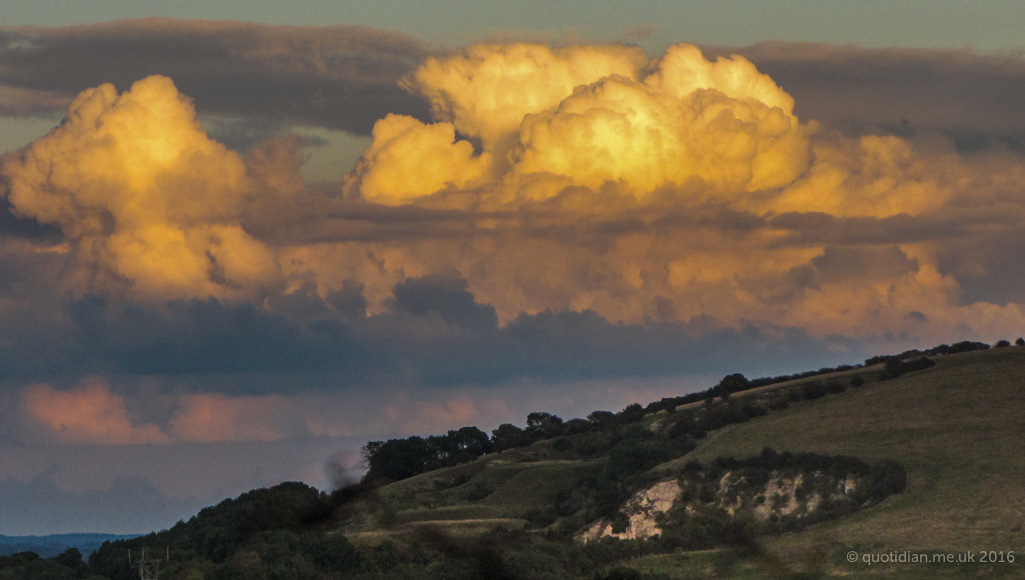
left=3, top=338, right=1016, bottom=580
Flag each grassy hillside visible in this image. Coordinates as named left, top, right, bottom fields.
left=632, top=346, right=1025, bottom=579
left=691, top=347, right=1025, bottom=547
left=348, top=346, right=1024, bottom=579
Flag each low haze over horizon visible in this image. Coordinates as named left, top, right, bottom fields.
left=2, top=2, right=1025, bottom=535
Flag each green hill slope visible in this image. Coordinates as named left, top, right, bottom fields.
left=351, top=346, right=1024, bottom=579
left=632, top=346, right=1025, bottom=579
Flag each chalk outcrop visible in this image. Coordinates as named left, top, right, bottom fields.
left=579, top=467, right=867, bottom=543
left=579, top=480, right=682, bottom=541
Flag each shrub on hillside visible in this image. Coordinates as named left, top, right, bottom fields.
left=800, top=381, right=845, bottom=401
left=616, top=403, right=646, bottom=423
left=864, top=460, right=909, bottom=502
left=714, top=373, right=750, bottom=399
left=878, top=356, right=936, bottom=381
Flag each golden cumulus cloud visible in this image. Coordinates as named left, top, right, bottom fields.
left=1, top=76, right=283, bottom=300
left=347, top=43, right=811, bottom=205
left=326, top=43, right=1025, bottom=341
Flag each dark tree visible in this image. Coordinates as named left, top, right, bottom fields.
left=715, top=373, right=749, bottom=399
left=436, top=426, right=493, bottom=462
left=525, top=412, right=564, bottom=439
left=491, top=423, right=532, bottom=451
left=587, top=410, right=616, bottom=429
left=562, top=418, right=592, bottom=435
left=616, top=403, right=645, bottom=423
left=362, top=436, right=436, bottom=483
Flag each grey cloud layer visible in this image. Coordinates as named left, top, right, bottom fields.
left=0, top=19, right=430, bottom=133
left=0, top=268, right=855, bottom=390
left=713, top=42, right=1025, bottom=151
left=3, top=23, right=1025, bottom=150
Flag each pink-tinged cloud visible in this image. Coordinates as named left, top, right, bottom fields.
left=168, top=393, right=291, bottom=443
left=415, top=397, right=479, bottom=430
left=384, top=395, right=506, bottom=434
left=21, top=380, right=168, bottom=445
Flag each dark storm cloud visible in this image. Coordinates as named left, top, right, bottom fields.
left=0, top=196, right=63, bottom=242
left=1, top=164, right=63, bottom=243
left=391, top=270, right=499, bottom=331
left=767, top=211, right=976, bottom=246
left=706, top=42, right=1025, bottom=151
left=811, top=246, right=919, bottom=284
left=0, top=19, right=431, bottom=134
left=242, top=197, right=484, bottom=247
left=66, top=294, right=370, bottom=377
left=245, top=195, right=772, bottom=250
left=42, top=274, right=850, bottom=391
left=7, top=26, right=1022, bottom=148
left=936, top=228, right=1025, bottom=306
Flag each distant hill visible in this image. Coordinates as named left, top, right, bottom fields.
left=5, top=343, right=1024, bottom=579
left=0, top=533, right=139, bottom=557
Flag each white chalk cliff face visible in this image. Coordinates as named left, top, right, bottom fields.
left=579, top=480, right=683, bottom=541
left=577, top=470, right=862, bottom=542
left=714, top=470, right=860, bottom=521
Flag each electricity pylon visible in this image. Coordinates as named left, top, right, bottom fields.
left=129, top=548, right=168, bottom=580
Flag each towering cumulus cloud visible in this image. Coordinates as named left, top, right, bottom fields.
left=330, top=42, right=1025, bottom=341
left=347, top=43, right=811, bottom=204
left=1, top=76, right=282, bottom=299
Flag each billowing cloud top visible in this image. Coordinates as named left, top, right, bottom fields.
left=329, top=43, right=1024, bottom=343
left=348, top=43, right=811, bottom=204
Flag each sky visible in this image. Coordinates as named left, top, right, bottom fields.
left=1, top=1, right=1025, bottom=535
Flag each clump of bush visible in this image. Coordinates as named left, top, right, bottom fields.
left=877, top=356, right=936, bottom=381
left=800, top=380, right=845, bottom=400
